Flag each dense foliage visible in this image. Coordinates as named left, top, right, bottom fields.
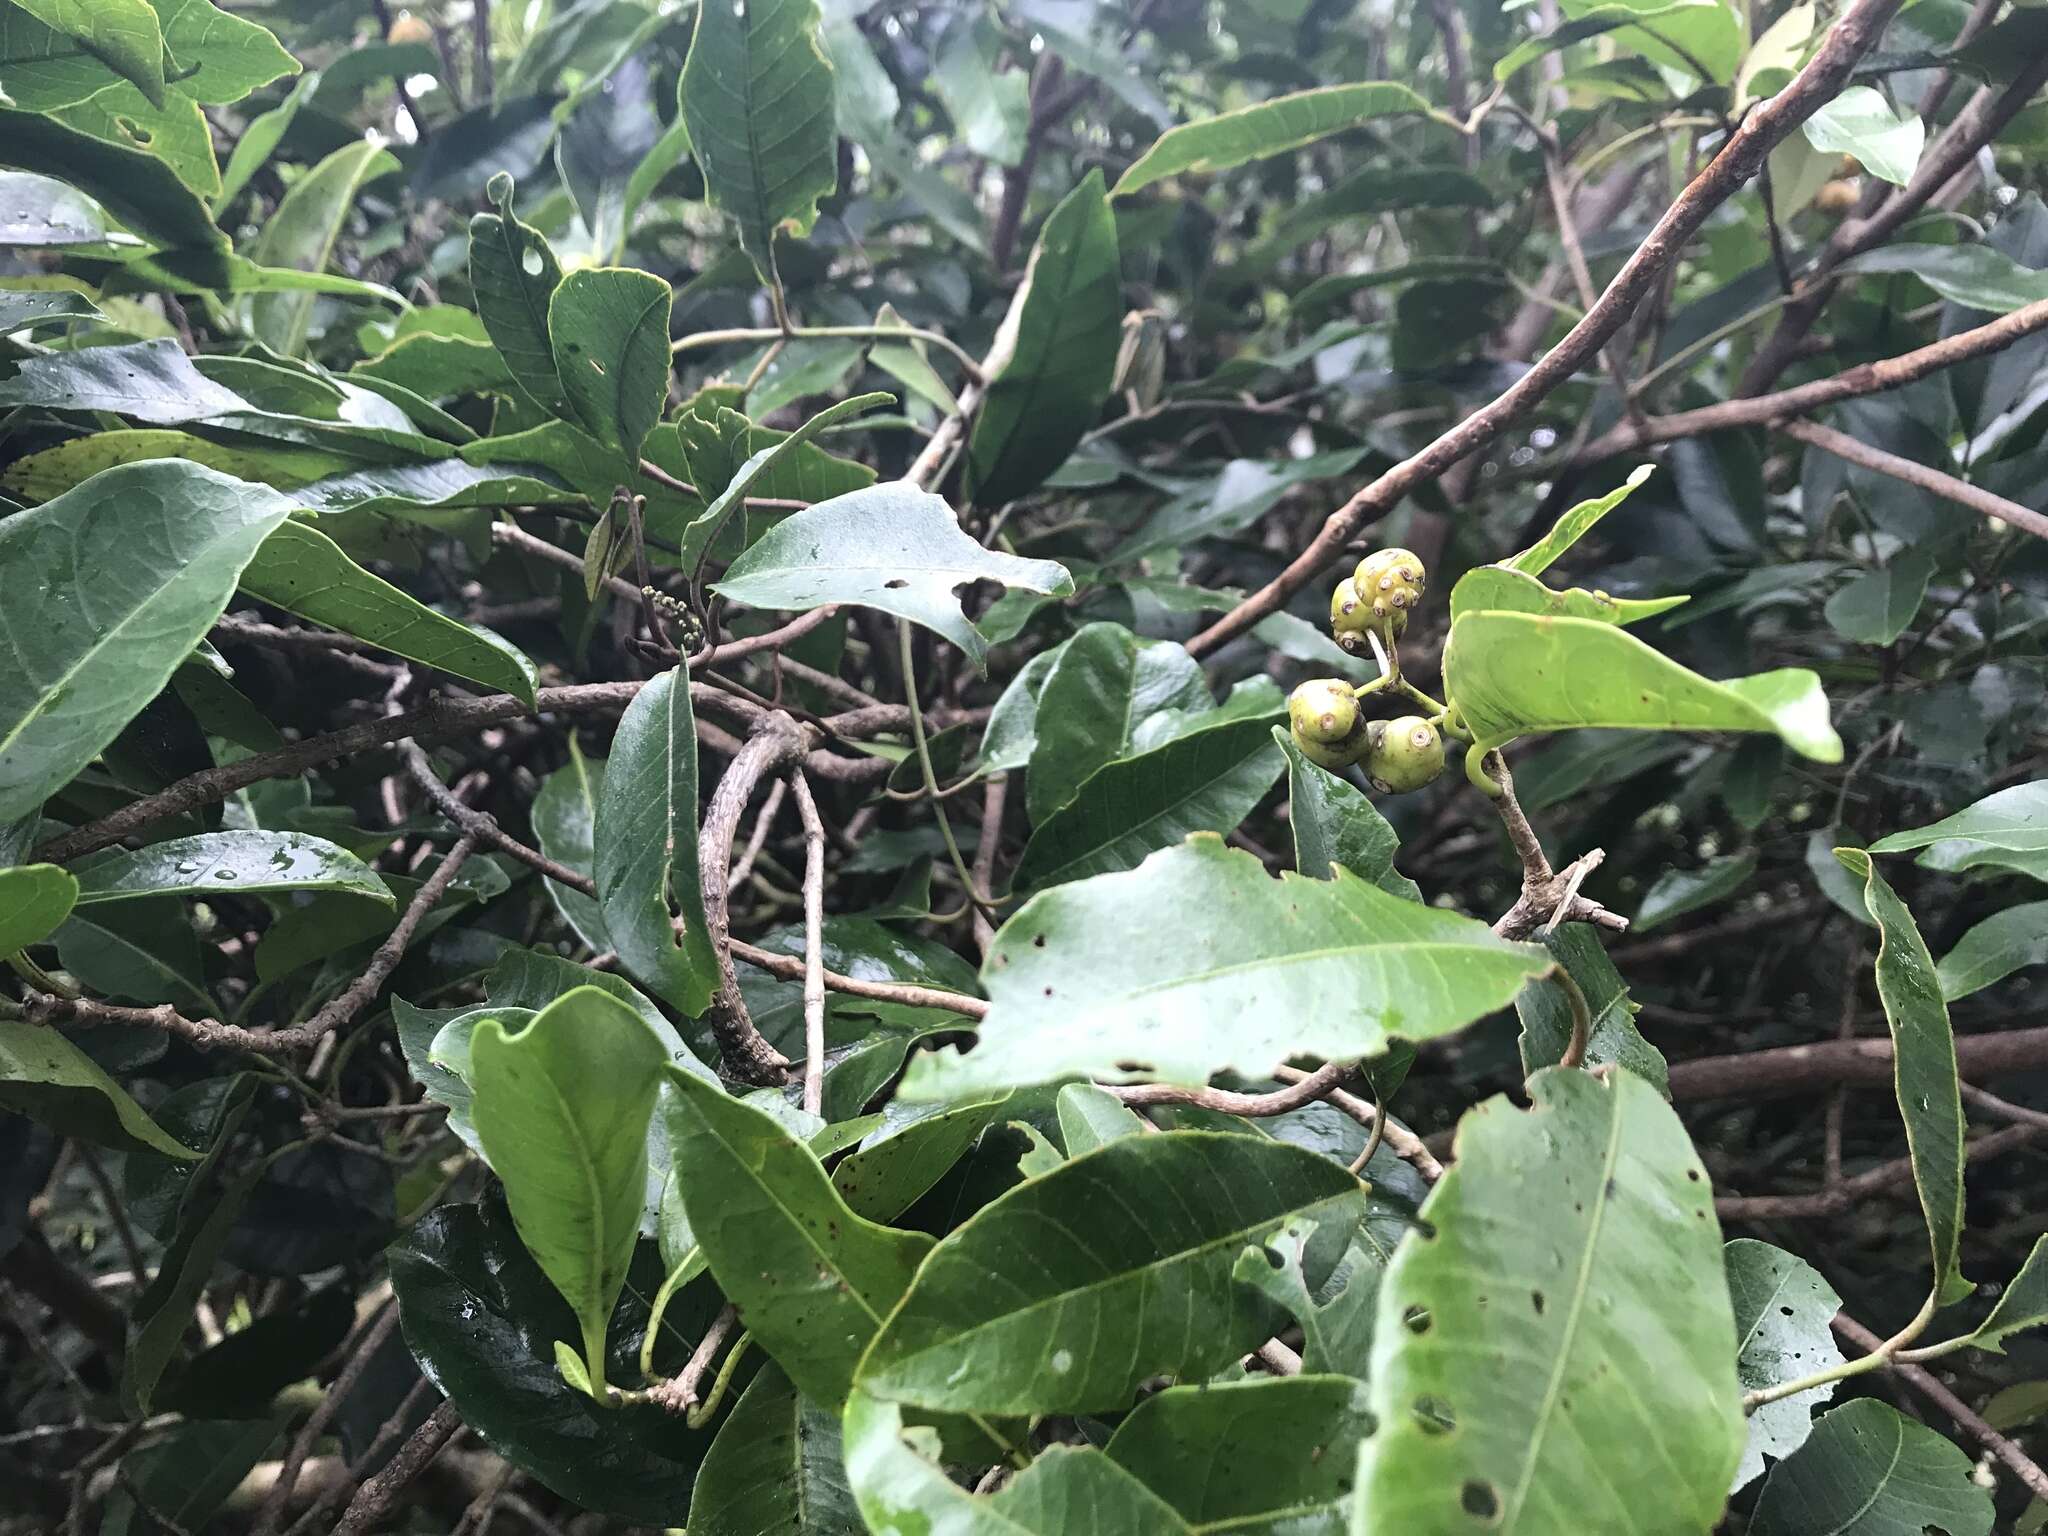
left=3, top=0, right=2047, bottom=1530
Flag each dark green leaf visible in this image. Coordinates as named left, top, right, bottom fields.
left=549, top=266, right=672, bottom=455
left=0, top=1019, right=200, bottom=1159
left=1026, top=622, right=1211, bottom=823
left=1113, top=82, right=1432, bottom=197
left=531, top=740, right=610, bottom=950
left=70, top=831, right=391, bottom=906
left=1824, top=552, right=1934, bottom=645
left=1749, top=1398, right=1993, bottom=1536
left=690, top=1362, right=860, bottom=1536
left=0, top=461, right=296, bottom=823
left=1635, top=852, right=1756, bottom=932
left=1279, top=731, right=1421, bottom=900
left=1938, top=901, right=2048, bottom=1000
left=1725, top=1238, right=1846, bottom=1490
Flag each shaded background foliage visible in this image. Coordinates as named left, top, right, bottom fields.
left=2, top=0, right=2048, bottom=1530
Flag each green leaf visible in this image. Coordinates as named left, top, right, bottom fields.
left=1279, top=732, right=1421, bottom=900
left=1725, top=1238, right=1847, bottom=1491
left=549, top=266, right=672, bottom=455
left=1109, top=449, right=1374, bottom=562
left=57, top=898, right=213, bottom=1013
left=713, top=483, right=1073, bottom=673
left=390, top=1201, right=728, bottom=1522
left=470, top=985, right=671, bottom=1392
left=11, top=0, right=165, bottom=105
left=0, top=863, right=79, bottom=952
left=844, top=1392, right=1190, bottom=1535
left=1834, top=849, right=1970, bottom=1304
left=1635, top=852, right=1756, bottom=932
left=593, top=666, right=721, bottom=1017
left=1449, top=565, right=1687, bottom=627
left=0, top=337, right=249, bottom=422
left=1105, top=1375, right=1374, bottom=1532
left=1357, top=1068, right=1743, bottom=1533
left=662, top=1065, right=933, bottom=1410
left=70, top=831, right=392, bottom=906
left=1515, top=923, right=1667, bottom=1091
left=965, top=170, right=1122, bottom=507
left=1749, top=1399, right=1993, bottom=1536
left=902, top=837, right=1549, bottom=1100
left=0, top=1020, right=200, bottom=1159
left=1943, top=1235, right=2048, bottom=1354
left=0, top=106, right=226, bottom=251
left=1010, top=718, right=1286, bottom=894
left=856, top=1130, right=1363, bottom=1416
left=1938, top=901, right=2048, bottom=1000
left=1839, top=243, right=2048, bottom=313
left=1803, top=86, right=1923, bottom=186
left=150, top=0, right=298, bottom=106
left=1443, top=611, right=1843, bottom=765
left=682, top=390, right=894, bottom=560
left=248, top=139, right=397, bottom=356
left=469, top=175, right=570, bottom=414
left=691, top=1362, right=860, bottom=1536
left=1234, top=1218, right=1381, bottom=1378
left=831, top=1093, right=1017, bottom=1222
left=0, top=461, right=296, bottom=824
left=1553, top=0, right=1744, bottom=84
left=1113, top=82, right=1432, bottom=197
left=1869, top=781, right=2048, bottom=875
left=1026, top=621, right=1211, bottom=823
left=216, top=71, right=315, bottom=206
left=0, top=2, right=144, bottom=110
left=1056, top=1082, right=1147, bottom=1155
left=532, top=740, right=610, bottom=951
left=1824, top=552, right=1934, bottom=645
left=929, top=17, right=1028, bottom=165
left=1506, top=464, right=1656, bottom=575
left=238, top=519, right=539, bottom=704
left=679, top=0, right=838, bottom=283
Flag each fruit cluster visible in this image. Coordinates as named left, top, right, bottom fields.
left=1288, top=548, right=1451, bottom=794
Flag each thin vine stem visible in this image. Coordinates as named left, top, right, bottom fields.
left=1743, top=1289, right=1939, bottom=1410
left=898, top=618, right=998, bottom=923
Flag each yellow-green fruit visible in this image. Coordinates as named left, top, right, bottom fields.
left=1289, top=680, right=1368, bottom=770
left=1366, top=715, right=1445, bottom=794
left=1353, top=548, right=1426, bottom=638
left=1330, top=578, right=1373, bottom=654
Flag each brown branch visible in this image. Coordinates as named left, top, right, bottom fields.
left=1106, top=1060, right=1355, bottom=1115
left=1187, top=0, right=1907, bottom=657
left=697, top=721, right=807, bottom=1085
left=401, top=744, right=591, bottom=888
left=971, top=772, right=1008, bottom=959
left=726, top=778, right=787, bottom=895
left=328, top=1399, right=464, bottom=1536
left=729, top=939, right=988, bottom=1019
left=1272, top=1063, right=1444, bottom=1181
left=1714, top=1122, right=2046, bottom=1220
left=1607, top=900, right=1823, bottom=966
left=648, top=1303, right=739, bottom=1415
left=788, top=771, right=827, bottom=1117
left=687, top=605, right=839, bottom=670
left=492, top=521, right=643, bottom=604
left=251, top=1300, right=401, bottom=1536
left=1776, top=417, right=2048, bottom=542
left=1832, top=1312, right=2048, bottom=1504
left=1481, top=755, right=1628, bottom=940
left=1667, top=1026, right=2048, bottom=1102
left=26, top=838, right=477, bottom=1056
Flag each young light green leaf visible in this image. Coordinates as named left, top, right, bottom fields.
left=1749, top=1399, right=1993, bottom=1536
left=11, top=0, right=166, bottom=106
left=0, top=863, right=79, bottom=953
left=1937, top=901, right=2048, bottom=1000
left=0, top=1020, right=201, bottom=1159
left=1838, top=243, right=2048, bottom=314
left=1055, top=1083, right=1146, bottom=1155
left=1113, top=82, right=1432, bottom=197
left=1449, top=564, right=1688, bottom=626
left=151, top=0, right=299, bottom=106
left=548, top=266, right=673, bottom=455
left=965, top=171, right=1122, bottom=508
left=679, top=0, right=838, bottom=284
left=531, top=740, right=610, bottom=951
left=593, top=666, right=721, bottom=1017
left=1105, top=1375, right=1374, bottom=1531
left=1357, top=1069, right=1743, bottom=1533
left=469, top=985, right=670, bottom=1394
left=844, top=1393, right=1190, bottom=1535
left=712, top=483, right=1073, bottom=673
left=1635, top=852, right=1756, bottom=932
left=1824, top=552, right=1934, bottom=646
left=1802, top=86, right=1924, bottom=187
left=663, top=1066, right=933, bottom=1410
left=0, top=462, right=297, bottom=824
left=1024, top=621, right=1211, bottom=825
left=238, top=519, right=540, bottom=704
left=857, top=1131, right=1362, bottom=1416
left=1443, top=611, right=1843, bottom=766
left=1835, top=849, right=1970, bottom=1305
left=1725, top=1238, right=1847, bottom=1491
left=1869, top=781, right=2047, bottom=869
left=903, top=837, right=1549, bottom=1101
left=691, top=1363, right=860, bottom=1536
left=1279, top=732, right=1422, bottom=901
left=1505, top=464, right=1656, bottom=575
left=468, top=174, right=570, bottom=413
left=1010, top=718, right=1287, bottom=893
left=70, top=831, right=392, bottom=906
left=249, top=139, right=397, bottom=356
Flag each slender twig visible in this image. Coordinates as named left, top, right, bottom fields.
left=328, top=1400, right=463, bottom=1536
left=1776, top=417, right=2048, bottom=542
left=277, top=1375, right=437, bottom=1536
left=642, top=1304, right=739, bottom=1416
left=729, top=940, right=988, bottom=1018
left=788, top=772, right=827, bottom=1117
left=726, top=779, right=786, bottom=895
left=401, top=745, right=588, bottom=888
left=1187, top=0, right=1908, bottom=657
left=1272, top=1064, right=1443, bottom=1181
left=1105, top=1060, right=1355, bottom=1115
left=492, top=521, right=644, bottom=603
left=898, top=620, right=994, bottom=921
left=971, top=773, right=1008, bottom=958
left=1483, top=756, right=1628, bottom=939
left=1717, top=1122, right=2047, bottom=1221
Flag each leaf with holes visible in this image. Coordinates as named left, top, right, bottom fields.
left=1356, top=1068, right=1743, bottom=1533
left=548, top=267, right=673, bottom=457
left=1725, top=1239, right=1846, bottom=1491
left=712, top=482, right=1072, bottom=672
left=469, top=173, right=570, bottom=413
left=1749, top=1398, right=1993, bottom=1536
